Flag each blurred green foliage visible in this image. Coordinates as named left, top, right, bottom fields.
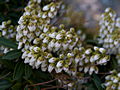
left=0, top=0, right=27, bottom=25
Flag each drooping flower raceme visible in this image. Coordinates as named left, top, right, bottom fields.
left=0, top=20, right=16, bottom=53
left=98, top=8, right=120, bottom=64
left=16, top=0, right=61, bottom=50
left=104, top=70, right=120, bottom=90
left=16, top=0, right=110, bottom=76
left=98, top=8, right=120, bottom=90
left=15, top=0, right=110, bottom=89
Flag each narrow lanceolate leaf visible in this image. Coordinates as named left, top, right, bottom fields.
left=0, top=80, right=12, bottom=90
left=2, top=50, right=22, bottom=60
left=92, top=74, right=104, bottom=90
left=13, top=62, right=25, bottom=80
left=25, top=65, right=32, bottom=79
left=0, top=37, right=17, bottom=49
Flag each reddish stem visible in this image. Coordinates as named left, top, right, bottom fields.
left=41, top=86, right=63, bottom=90
left=28, top=79, right=57, bottom=87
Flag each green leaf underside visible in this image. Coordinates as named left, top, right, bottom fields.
left=0, top=37, right=17, bottom=49
left=2, top=50, right=22, bottom=60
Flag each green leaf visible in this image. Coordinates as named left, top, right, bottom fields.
left=2, top=50, right=22, bottom=60
left=92, top=74, right=104, bottom=90
left=24, top=65, right=32, bottom=79
left=34, top=70, right=51, bottom=80
left=111, top=55, right=118, bottom=69
left=0, top=37, right=17, bottom=49
left=11, top=83, right=22, bottom=90
left=0, top=80, right=12, bottom=90
left=87, top=83, right=97, bottom=90
left=24, top=87, right=29, bottom=90
left=0, top=57, right=15, bottom=70
left=13, top=62, right=25, bottom=80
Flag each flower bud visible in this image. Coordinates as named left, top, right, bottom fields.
left=85, top=49, right=92, bottom=55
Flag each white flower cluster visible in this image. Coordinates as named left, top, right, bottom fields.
left=16, top=0, right=110, bottom=75
left=76, top=46, right=110, bottom=75
left=16, top=0, right=61, bottom=50
left=0, top=20, right=16, bottom=39
left=0, top=20, right=16, bottom=53
left=98, top=8, right=117, bottom=54
left=16, top=0, right=110, bottom=89
left=98, top=8, right=120, bottom=64
left=104, top=70, right=120, bottom=90
left=22, top=45, right=110, bottom=75
left=21, top=25, right=82, bottom=73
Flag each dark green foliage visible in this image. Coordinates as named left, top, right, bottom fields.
left=92, top=74, right=104, bottom=90
left=2, top=50, right=21, bottom=60
left=0, top=37, right=17, bottom=49
left=0, top=37, right=56, bottom=89
left=24, top=65, right=32, bottom=79
left=0, top=79, right=12, bottom=90
left=13, top=62, right=25, bottom=80
left=0, top=0, right=27, bottom=25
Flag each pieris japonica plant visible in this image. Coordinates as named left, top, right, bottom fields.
left=0, top=0, right=120, bottom=90
left=98, top=8, right=120, bottom=90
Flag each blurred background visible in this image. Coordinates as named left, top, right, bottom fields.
left=63, top=0, right=120, bottom=38
left=65, top=0, right=120, bottom=28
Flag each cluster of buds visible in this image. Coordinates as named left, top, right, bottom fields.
left=16, top=0, right=110, bottom=75
left=0, top=20, right=16, bottom=39
left=98, top=8, right=117, bottom=54
left=21, top=25, right=82, bottom=74
left=98, top=8, right=120, bottom=64
left=113, top=27, right=120, bottom=64
left=104, top=70, right=120, bottom=90
left=0, top=20, right=16, bottom=53
left=16, top=0, right=61, bottom=50
left=76, top=46, right=110, bottom=75
left=15, top=0, right=111, bottom=89
left=31, top=25, right=82, bottom=53
left=22, top=44, right=110, bottom=75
